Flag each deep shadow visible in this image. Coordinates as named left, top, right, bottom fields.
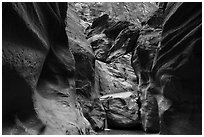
left=2, top=68, right=35, bottom=128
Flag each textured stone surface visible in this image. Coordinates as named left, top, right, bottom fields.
left=101, top=94, right=141, bottom=129
left=3, top=2, right=201, bottom=135
left=89, top=12, right=161, bottom=133
left=143, top=2, right=167, bottom=28
left=140, top=87, right=160, bottom=133
left=80, top=98, right=106, bottom=131
left=131, top=26, right=161, bottom=88
left=86, top=2, right=202, bottom=135
left=95, top=54, right=137, bottom=96
left=3, top=3, right=91, bottom=135
left=86, top=14, right=140, bottom=63
left=66, top=4, right=106, bottom=132
left=131, top=25, right=161, bottom=133
left=72, top=2, right=158, bottom=26
left=66, top=3, right=95, bottom=99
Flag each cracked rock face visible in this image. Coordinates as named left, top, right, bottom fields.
left=86, top=14, right=140, bottom=63
left=80, top=98, right=106, bottom=132
left=88, top=12, right=160, bottom=133
left=101, top=94, right=141, bottom=129
left=95, top=54, right=137, bottom=96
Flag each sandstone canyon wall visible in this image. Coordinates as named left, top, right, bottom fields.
left=86, top=2, right=202, bottom=134
left=2, top=3, right=92, bottom=134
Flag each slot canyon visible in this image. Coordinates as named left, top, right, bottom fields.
left=2, top=2, right=202, bottom=135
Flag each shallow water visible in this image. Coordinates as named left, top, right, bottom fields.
left=98, top=129, right=153, bottom=135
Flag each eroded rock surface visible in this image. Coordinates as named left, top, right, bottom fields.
left=72, top=2, right=159, bottom=27
left=3, top=2, right=201, bottom=135
left=86, top=2, right=202, bottom=135
left=80, top=98, right=106, bottom=132
left=95, top=54, right=137, bottom=96
left=88, top=13, right=161, bottom=133
left=151, top=2, right=202, bottom=134
left=3, top=3, right=92, bottom=135
left=131, top=26, right=161, bottom=133
left=66, top=4, right=106, bottom=132
left=140, top=88, right=160, bottom=133
left=101, top=93, right=141, bottom=129
left=86, top=14, right=140, bottom=63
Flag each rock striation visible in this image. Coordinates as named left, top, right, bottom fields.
left=151, top=2, right=202, bottom=134
left=2, top=3, right=94, bottom=135
left=3, top=2, right=201, bottom=135
left=86, top=2, right=202, bottom=135
left=131, top=25, right=161, bottom=133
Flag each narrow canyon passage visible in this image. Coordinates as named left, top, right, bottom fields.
left=2, top=2, right=202, bottom=135
left=84, top=2, right=201, bottom=135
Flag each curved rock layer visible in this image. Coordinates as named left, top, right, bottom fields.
left=151, top=2, right=202, bottom=134
left=2, top=3, right=92, bottom=135
left=131, top=24, right=161, bottom=133
left=86, top=2, right=202, bottom=135
left=3, top=2, right=202, bottom=135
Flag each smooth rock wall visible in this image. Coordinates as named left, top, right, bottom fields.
left=2, top=3, right=92, bottom=134
left=151, top=2, right=202, bottom=134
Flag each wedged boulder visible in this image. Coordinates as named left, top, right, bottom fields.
left=3, top=3, right=92, bottom=135
left=150, top=2, right=202, bottom=134
left=95, top=54, right=137, bottom=96
left=101, top=94, right=141, bottom=129
left=86, top=14, right=140, bottom=63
